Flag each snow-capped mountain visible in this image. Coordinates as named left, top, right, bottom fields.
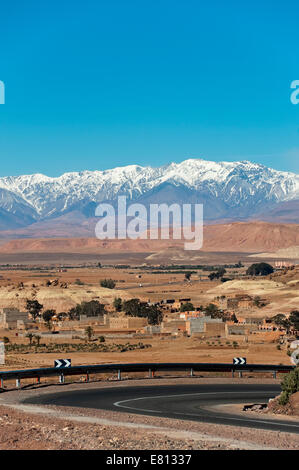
left=0, top=158, right=298, bottom=233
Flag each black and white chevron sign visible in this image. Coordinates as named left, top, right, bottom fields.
left=233, top=357, right=246, bottom=366
left=54, top=359, right=71, bottom=368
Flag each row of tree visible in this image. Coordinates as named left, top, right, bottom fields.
left=180, top=301, right=237, bottom=322
left=25, top=299, right=107, bottom=328
left=271, top=311, right=299, bottom=333
left=114, top=297, right=163, bottom=325
left=207, top=263, right=275, bottom=282
left=26, top=297, right=164, bottom=327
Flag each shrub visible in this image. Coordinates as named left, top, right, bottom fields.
left=278, top=367, right=299, bottom=405
left=278, top=390, right=289, bottom=406
left=100, top=279, right=116, bottom=289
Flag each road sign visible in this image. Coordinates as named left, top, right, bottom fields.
left=54, top=359, right=71, bottom=368
left=233, top=357, right=246, bottom=366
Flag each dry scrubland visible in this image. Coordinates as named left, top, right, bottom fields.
left=2, top=330, right=289, bottom=371
left=0, top=266, right=298, bottom=315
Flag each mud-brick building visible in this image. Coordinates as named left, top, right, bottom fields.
left=161, top=320, right=186, bottom=334
left=227, top=294, right=254, bottom=310
left=204, top=321, right=226, bottom=337
left=186, top=316, right=223, bottom=336
left=0, top=308, right=29, bottom=329
left=107, top=316, right=148, bottom=329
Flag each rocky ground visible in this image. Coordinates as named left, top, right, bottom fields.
left=267, top=391, right=299, bottom=416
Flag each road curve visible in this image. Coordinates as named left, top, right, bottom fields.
left=24, top=383, right=299, bottom=434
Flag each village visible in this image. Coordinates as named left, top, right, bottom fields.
left=0, top=292, right=294, bottom=341
left=0, top=260, right=298, bottom=370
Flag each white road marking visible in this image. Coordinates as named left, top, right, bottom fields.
left=114, top=391, right=299, bottom=429
left=114, top=390, right=276, bottom=411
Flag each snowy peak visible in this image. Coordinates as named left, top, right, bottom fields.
left=0, top=158, right=298, bottom=229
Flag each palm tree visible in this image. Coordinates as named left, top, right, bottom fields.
left=34, top=334, right=41, bottom=346
left=26, top=333, right=34, bottom=346
left=85, top=326, right=94, bottom=342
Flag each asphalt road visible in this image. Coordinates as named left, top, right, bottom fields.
left=24, top=383, right=299, bottom=433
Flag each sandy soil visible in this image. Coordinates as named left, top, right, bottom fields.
left=1, top=330, right=291, bottom=371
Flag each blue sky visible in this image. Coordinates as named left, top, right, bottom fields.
left=0, top=0, right=298, bottom=176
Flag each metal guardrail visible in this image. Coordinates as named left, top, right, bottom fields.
left=0, top=362, right=294, bottom=389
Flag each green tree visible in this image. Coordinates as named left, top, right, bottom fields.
left=42, top=309, right=56, bottom=322
left=123, top=299, right=163, bottom=325
left=180, top=302, right=194, bottom=312
left=145, top=305, right=163, bottom=325
left=85, top=326, right=94, bottom=341
left=289, top=310, right=299, bottom=331
left=246, top=262, right=274, bottom=276
left=204, top=303, right=220, bottom=317
left=26, top=332, right=34, bottom=345
left=42, top=309, right=56, bottom=330
left=69, top=300, right=106, bottom=320
left=272, top=313, right=287, bottom=326
left=279, top=366, right=299, bottom=405
left=26, top=299, right=43, bottom=321
left=113, top=297, right=123, bottom=312
left=271, top=314, right=292, bottom=333
left=34, top=334, right=41, bottom=346
left=208, top=268, right=226, bottom=281
left=123, top=299, right=142, bottom=317
left=68, top=307, right=79, bottom=320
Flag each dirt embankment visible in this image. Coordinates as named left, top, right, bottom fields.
left=267, top=391, right=299, bottom=416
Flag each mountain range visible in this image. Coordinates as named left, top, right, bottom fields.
left=0, top=158, right=298, bottom=238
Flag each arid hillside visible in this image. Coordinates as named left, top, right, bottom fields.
left=202, top=221, right=299, bottom=252
left=0, top=221, right=299, bottom=254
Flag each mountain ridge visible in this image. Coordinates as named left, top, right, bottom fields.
left=0, top=158, right=298, bottom=235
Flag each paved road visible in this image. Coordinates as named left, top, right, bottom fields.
left=24, top=383, right=299, bottom=433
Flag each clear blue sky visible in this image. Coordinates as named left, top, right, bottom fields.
left=0, top=0, right=298, bottom=176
